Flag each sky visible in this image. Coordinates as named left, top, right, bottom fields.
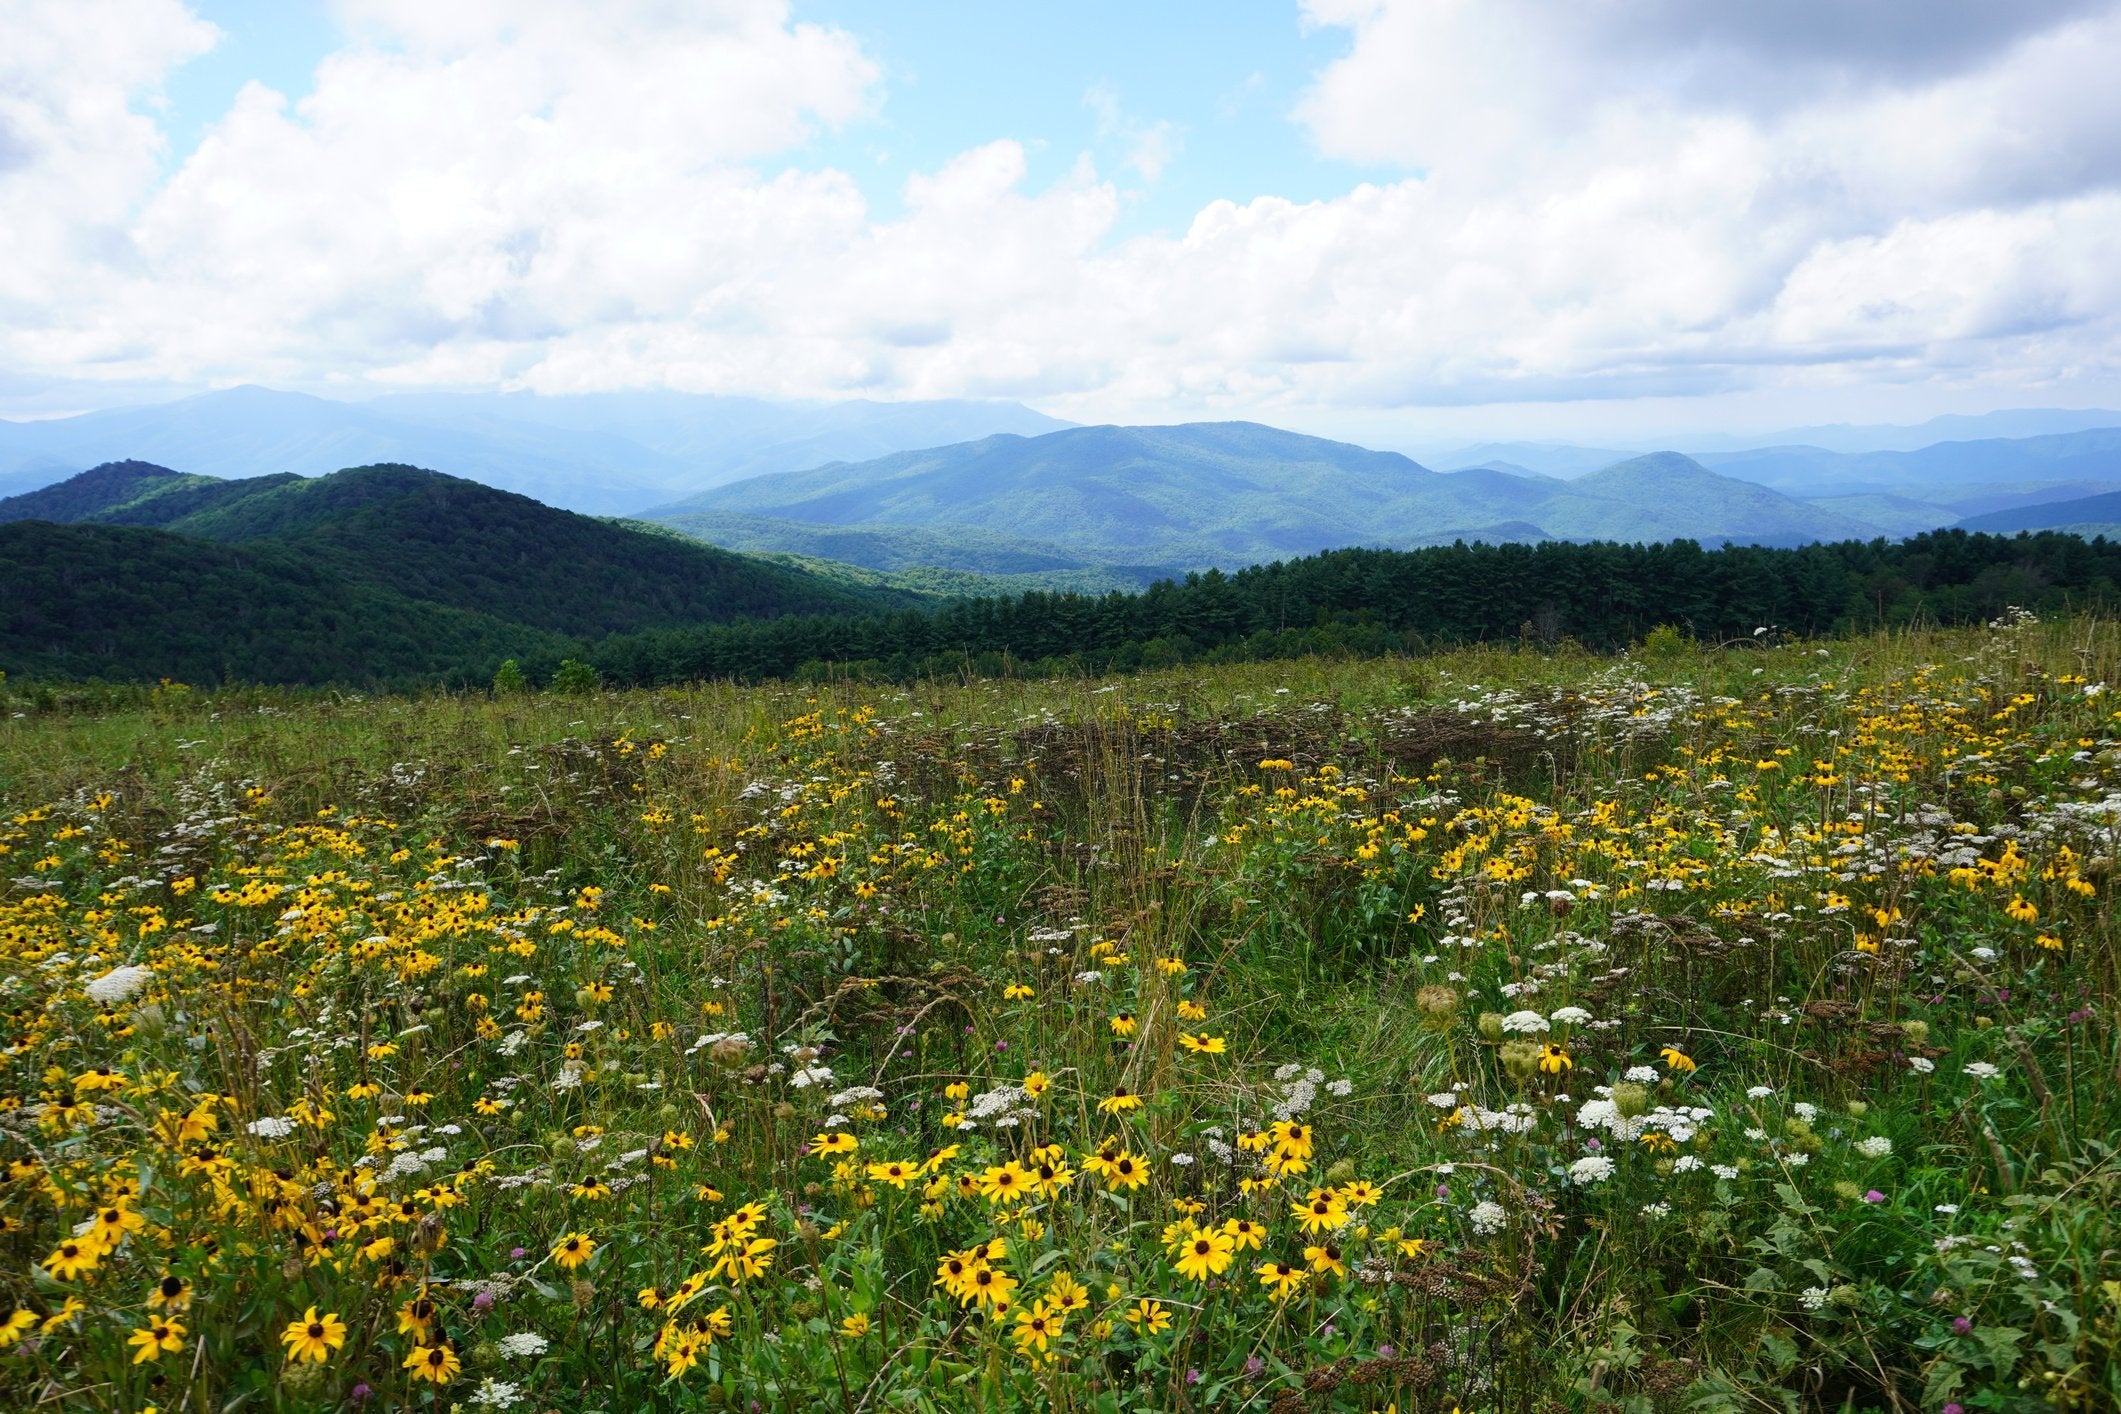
left=4, top=0, right=2121, bottom=446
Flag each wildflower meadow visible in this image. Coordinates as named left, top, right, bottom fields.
left=3, top=613, right=2120, bottom=1412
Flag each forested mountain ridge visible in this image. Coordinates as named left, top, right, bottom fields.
left=649, top=423, right=1898, bottom=568
left=0, top=520, right=574, bottom=684
left=0, top=462, right=909, bottom=682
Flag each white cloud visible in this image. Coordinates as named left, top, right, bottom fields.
left=3, top=0, right=2120, bottom=432
left=0, top=0, right=217, bottom=317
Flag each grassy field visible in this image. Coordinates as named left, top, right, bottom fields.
left=3, top=615, right=2120, bottom=1412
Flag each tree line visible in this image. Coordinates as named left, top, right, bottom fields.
left=559, top=530, right=2118, bottom=686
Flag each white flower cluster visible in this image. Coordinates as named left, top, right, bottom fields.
left=84, top=964, right=154, bottom=1005
left=1457, top=1102, right=1539, bottom=1135
left=1854, top=1136, right=1894, bottom=1159
left=1575, top=1093, right=1712, bottom=1145
left=1270, top=1066, right=1326, bottom=1121
left=955, top=1084, right=1036, bottom=1130
left=471, top=1378, right=524, bottom=1409
left=497, top=1332, right=549, bottom=1358
left=1499, top=1010, right=1550, bottom=1034
left=245, top=1116, right=296, bottom=1139
left=1569, top=1154, right=1616, bottom=1185
left=1468, top=1200, right=1508, bottom=1235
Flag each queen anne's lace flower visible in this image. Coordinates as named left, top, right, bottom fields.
left=85, top=965, right=153, bottom=1005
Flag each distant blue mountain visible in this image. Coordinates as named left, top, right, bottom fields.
left=1695, top=428, right=2121, bottom=498
left=647, top=423, right=1889, bottom=569
left=1956, top=491, right=2121, bottom=535
left=0, top=386, right=1071, bottom=516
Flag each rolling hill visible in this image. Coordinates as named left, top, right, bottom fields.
left=0, top=520, right=575, bottom=685
left=0, top=462, right=900, bottom=682
left=646, top=423, right=1890, bottom=569
left=1955, top=491, right=2121, bottom=537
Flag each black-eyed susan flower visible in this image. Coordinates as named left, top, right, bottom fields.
left=40, top=1239, right=101, bottom=1281
left=552, top=1232, right=596, bottom=1270
left=1098, top=1087, right=1143, bottom=1115
left=1012, top=1301, right=1063, bottom=1355
left=1122, top=1298, right=1171, bottom=1334
left=279, top=1307, right=346, bottom=1364
left=1173, top=1228, right=1236, bottom=1281
left=128, top=1318, right=185, bottom=1363
left=402, top=1342, right=461, bottom=1385
left=1305, top=1242, right=1347, bottom=1278
left=1256, top=1260, right=1305, bottom=1299
left=1293, top=1189, right=1350, bottom=1234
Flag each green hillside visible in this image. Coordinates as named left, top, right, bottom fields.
left=0, top=521, right=568, bottom=684
left=0, top=459, right=260, bottom=526
left=650, top=508, right=1115, bottom=575
left=0, top=461, right=899, bottom=640
left=1548, top=452, right=1882, bottom=543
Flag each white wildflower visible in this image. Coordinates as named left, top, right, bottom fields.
left=1569, top=1155, right=1616, bottom=1185
left=471, top=1378, right=524, bottom=1409
left=245, top=1116, right=296, bottom=1139
left=84, top=965, right=153, bottom=1005
left=1855, top=1136, right=1893, bottom=1159
left=1499, top=1010, right=1550, bottom=1034
left=1964, top=1062, right=2001, bottom=1080
left=497, top=1333, right=549, bottom=1358
left=1468, top=1200, right=1507, bottom=1235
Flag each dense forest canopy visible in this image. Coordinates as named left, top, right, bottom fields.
left=584, top=529, right=2112, bottom=686
left=3, top=520, right=2110, bottom=689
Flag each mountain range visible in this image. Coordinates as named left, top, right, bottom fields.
left=0, top=386, right=1069, bottom=516
left=647, top=424, right=1905, bottom=570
